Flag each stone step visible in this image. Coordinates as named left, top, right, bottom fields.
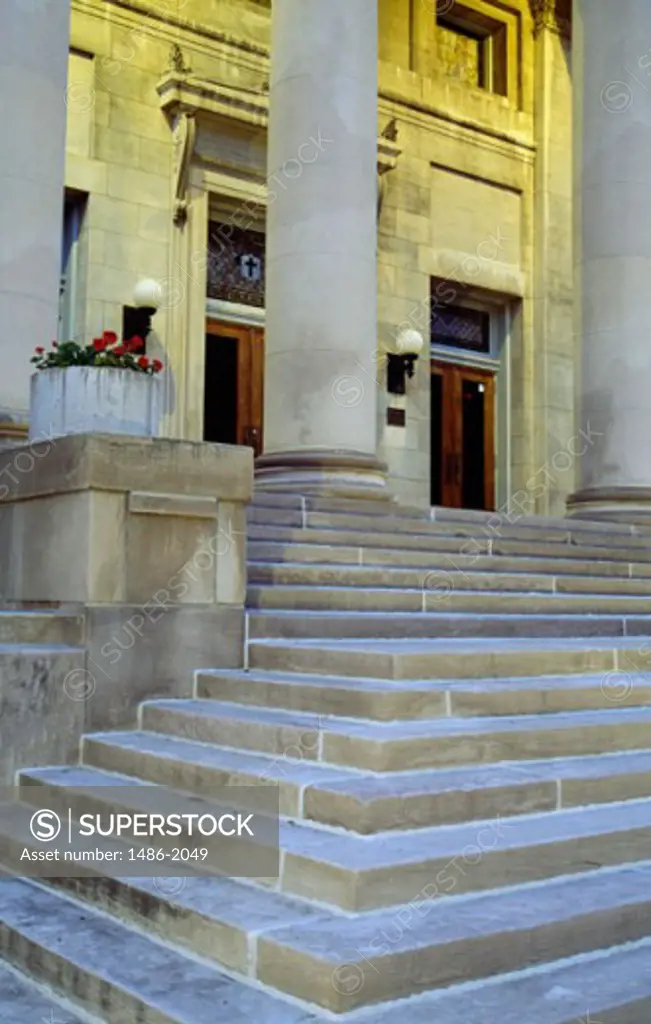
left=196, top=668, right=651, bottom=719
left=248, top=560, right=651, bottom=595
left=302, top=749, right=651, bottom=834
left=0, top=960, right=96, bottom=1024
left=0, top=800, right=326, bottom=980
left=247, top=608, right=648, bottom=641
left=8, top=790, right=649, bottom=1020
left=0, top=610, right=84, bottom=645
left=431, top=502, right=651, bottom=537
left=253, top=489, right=651, bottom=539
left=0, top=877, right=321, bottom=1022
left=139, top=699, right=651, bottom=772
left=247, top=583, right=651, bottom=615
left=257, top=862, right=651, bottom=1012
left=248, top=504, right=651, bottom=551
left=247, top=523, right=651, bottom=564
left=82, top=730, right=351, bottom=818
left=5, top=801, right=651, bottom=1015
left=16, top=766, right=651, bottom=913
left=357, top=937, right=651, bottom=1023
left=82, top=729, right=651, bottom=833
left=252, top=492, right=424, bottom=519
left=248, top=540, right=650, bottom=578
left=248, top=635, right=645, bottom=679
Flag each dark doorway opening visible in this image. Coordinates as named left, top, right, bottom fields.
left=204, top=332, right=238, bottom=444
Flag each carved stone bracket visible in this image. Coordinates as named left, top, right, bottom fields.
left=172, top=111, right=196, bottom=225
left=530, top=0, right=571, bottom=38
left=377, top=122, right=402, bottom=219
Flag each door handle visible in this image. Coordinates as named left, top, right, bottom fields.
left=243, top=426, right=261, bottom=455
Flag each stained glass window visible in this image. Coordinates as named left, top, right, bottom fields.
left=207, top=221, right=266, bottom=307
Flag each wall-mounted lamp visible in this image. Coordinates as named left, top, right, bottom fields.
left=386, top=329, right=424, bottom=395
left=123, top=278, right=163, bottom=345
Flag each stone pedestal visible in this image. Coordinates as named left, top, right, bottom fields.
left=257, top=0, right=386, bottom=498
left=0, top=434, right=252, bottom=744
left=568, top=0, right=651, bottom=522
left=0, top=1, right=70, bottom=429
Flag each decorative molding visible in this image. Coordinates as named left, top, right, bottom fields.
left=167, top=42, right=192, bottom=76
left=206, top=298, right=266, bottom=328
left=530, top=0, right=571, bottom=39
left=158, top=73, right=268, bottom=130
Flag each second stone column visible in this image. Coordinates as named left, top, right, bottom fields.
left=256, top=0, right=386, bottom=497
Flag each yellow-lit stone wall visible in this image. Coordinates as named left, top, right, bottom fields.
left=65, top=0, right=574, bottom=516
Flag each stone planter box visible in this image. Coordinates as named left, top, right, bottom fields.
left=29, top=366, right=163, bottom=442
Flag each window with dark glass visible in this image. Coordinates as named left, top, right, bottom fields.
left=431, top=300, right=490, bottom=354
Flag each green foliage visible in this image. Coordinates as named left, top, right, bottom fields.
left=31, top=332, right=164, bottom=375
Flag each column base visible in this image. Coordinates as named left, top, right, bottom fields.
left=567, top=486, right=651, bottom=524
left=255, top=449, right=388, bottom=500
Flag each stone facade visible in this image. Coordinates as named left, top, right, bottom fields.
left=57, top=0, right=574, bottom=515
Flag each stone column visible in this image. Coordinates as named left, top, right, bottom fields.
left=568, top=0, right=651, bottom=521
left=531, top=0, right=573, bottom=518
left=255, top=0, right=387, bottom=497
left=0, top=0, right=70, bottom=429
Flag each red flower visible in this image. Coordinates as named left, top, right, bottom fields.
left=152, top=359, right=163, bottom=373
left=93, top=337, right=108, bottom=351
left=138, top=356, right=150, bottom=370
left=113, top=346, right=126, bottom=357
left=35, top=346, right=44, bottom=354
left=102, top=330, right=118, bottom=346
left=52, top=341, right=58, bottom=349
left=126, top=336, right=144, bottom=353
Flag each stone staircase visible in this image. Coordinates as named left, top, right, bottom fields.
left=3, top=495, right=651, bottom=1020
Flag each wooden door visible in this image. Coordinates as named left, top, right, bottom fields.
left=204, top=320, right=264, bottom=455
left=430, top=361, right=495, bottom=510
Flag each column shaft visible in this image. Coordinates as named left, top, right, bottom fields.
left=0, top=1, right=70, bottom=425
left=569, top=0, right=651, bottom=520
left=256, top=0, right=386, bottom=497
